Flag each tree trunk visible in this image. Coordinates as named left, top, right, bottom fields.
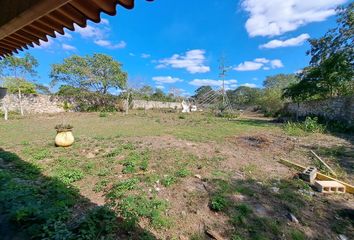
left=18, top=88, right=24, bottom=116
left=2, top=98, right=8, bottom=121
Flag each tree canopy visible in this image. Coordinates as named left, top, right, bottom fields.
left=0, top=53, right=38, bottom=94
left=50, top=54, right=127, bottom=94
left=284, top=3, right=354, bottom=101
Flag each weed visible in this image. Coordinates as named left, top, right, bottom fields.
left=93, top=179, right=109, bottom=192
left=284, top=117, right=325, bottom=136
left=175, top=168, right=190, bottom=178
left=55, top=168, right=84, bottom=184
left=117, top=195, right=169, bottom=230
left=99, top=112, right=108, bottom=118
left=209, top=195, right=228, bottom=211
left=76, top=206, right=117, bottom=239
left=178, top=115, right=186, bottom=119
left=106, top=178, right=139, bottom=199
left=289, top=229, right=306, bottom=240
left=161, top=175, right=177, bottom=187
left=104, top=148, right=122, bottom=158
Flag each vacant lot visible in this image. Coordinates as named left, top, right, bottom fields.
left=0, top=111, right=353, bottom=239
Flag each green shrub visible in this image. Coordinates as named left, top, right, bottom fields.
left=76, top=206, right=117, bottom=239
left=175, top=168, right=190, bottom=178
left=284, top=116, right=325, bottom=136
left=303, top=117, right=325, bottom=133
left=99, top=112, right=108, bottom=117
left=55, top=168, right=84, bottom=184
left=106, top=178, right=139, bottom=199
left=161, top=175, right=176, bottom=187
left=209, top=195, right=228, bottom=211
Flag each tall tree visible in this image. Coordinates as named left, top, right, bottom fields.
left=284, top=3, right=354, bottom=101
left=51, top=54, right=127, bottom=94
left=263, top=74, right=299, bottom=90
left=192, top=86, right=213, bottom=102
left=0, top=53, right=38, bottom=115
left=227, top=86, right=261, bottom=107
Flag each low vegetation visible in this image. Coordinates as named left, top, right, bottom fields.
left=0, top=110, right=352, bottom=239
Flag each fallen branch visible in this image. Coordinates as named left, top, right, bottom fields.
left=310, top=150, right=337, bottom=177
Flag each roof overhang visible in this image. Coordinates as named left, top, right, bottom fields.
left=0, top=0, right=146, bottom=57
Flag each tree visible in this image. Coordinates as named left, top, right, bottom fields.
left=263, top=74, right=298, bottom=90
left=3, top=77, right=36, bottom=94
left=0, top=53, right=38, bottom=115
left=192, top=86, right=213, bottom=101
left=284, top=3, right=354, bottom=101
left=226, top=86, right=261, bottom=107
left=50, top=54, right=127, bottom=94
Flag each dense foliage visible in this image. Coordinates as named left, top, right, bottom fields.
left=57, top=85, right=122, bottom=112
left=284, top=3, right=354, bottom=101
left=51, top=54, right=127, bottom=94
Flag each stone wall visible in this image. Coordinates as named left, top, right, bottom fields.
left=285, top=96, right=354, bottom=125
left=1, top=94, right=64, bottom=114
left=0, top=94, right=182, bottom=114
left=131, top=100, right=182, bottom=110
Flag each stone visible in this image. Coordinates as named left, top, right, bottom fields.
left=338, top=234, right=348, bottom=240
left=194, top=174, right=202, bottom=179
left=270, top=187, right=280, bottom=193
left=86, top=152, right=95, bottom=159
left=285, top=96, right=353, bottom=126
left=287, top=213, right=299, bottom=224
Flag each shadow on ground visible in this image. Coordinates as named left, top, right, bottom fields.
left=0, top=148, right=156, bottom=240
left=204, top=177, right=354, bottom=239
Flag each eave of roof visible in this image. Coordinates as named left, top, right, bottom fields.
left=0, top=0, right=145, bottom=57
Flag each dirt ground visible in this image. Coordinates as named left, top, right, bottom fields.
left=0, top=111, right=353, bottom=239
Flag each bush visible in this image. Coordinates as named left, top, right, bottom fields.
left=209, top=195, right=228, bottom=211
left=284, top=117, right=325, bottom=136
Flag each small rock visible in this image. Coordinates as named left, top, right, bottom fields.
left=154, top=187, right=161, bottom=192
left=195, top=174, right=202, bottom=179
left=181, top=211, right=187, bottom=217
left=86, top=152, right=95, bottom=159
left=338, top=234, right=348, bottom=240
left=256, top=181, right=263, bottom=185
left=287, top=213, right=299, bottom=224
left=271, top=187, right=280, bottom=193
left=298, top=189, right=315, bottom=196
left=179, top=235, right=188, bottom=240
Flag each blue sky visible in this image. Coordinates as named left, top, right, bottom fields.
left=22, top=0, right=347, bottom=96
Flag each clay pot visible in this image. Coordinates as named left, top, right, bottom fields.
left=55, top=129, right=74, bottom=147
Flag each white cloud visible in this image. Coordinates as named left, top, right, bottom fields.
left=234, top=61, right=263, bottom=71
left=254, top=58, right=269, bottom=63
left=75, top=24, right=105, bottom=39
left=62, top=43, right=76, bottom=51
left=101, top=18, right=109, bottom=25
left=260, top=33, right=310, bottom=49
left=152, top=76, right=183, bottom=84
left=141, top=53, right=151, bottom=58
left=94, top=40, right=126, bottom=49
left=242, top=0, right=346, bottom=37
left=36, top=39, right=53, bottom=49
left=156, top=85, right=165, bottom=89
left=157, top=49, right=210, bottom=74
left=189, top=79, right=237, bottom=87
left=129, top=53, right=135, bottom=56
left=241, top=83, right=257, bottom=88
left=234, top=58, right=284, bottom=71
left=270, top=59, right=284, bottom=68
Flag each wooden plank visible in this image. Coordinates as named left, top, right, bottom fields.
left=310, top=150, right=337, bottom=177
left=278, top=158, right=354, bottom=194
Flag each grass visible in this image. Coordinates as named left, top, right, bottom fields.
left=0, top=110, right=352, bottom=239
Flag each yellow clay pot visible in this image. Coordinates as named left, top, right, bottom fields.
left=55, top=130, right=74, bottom=147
